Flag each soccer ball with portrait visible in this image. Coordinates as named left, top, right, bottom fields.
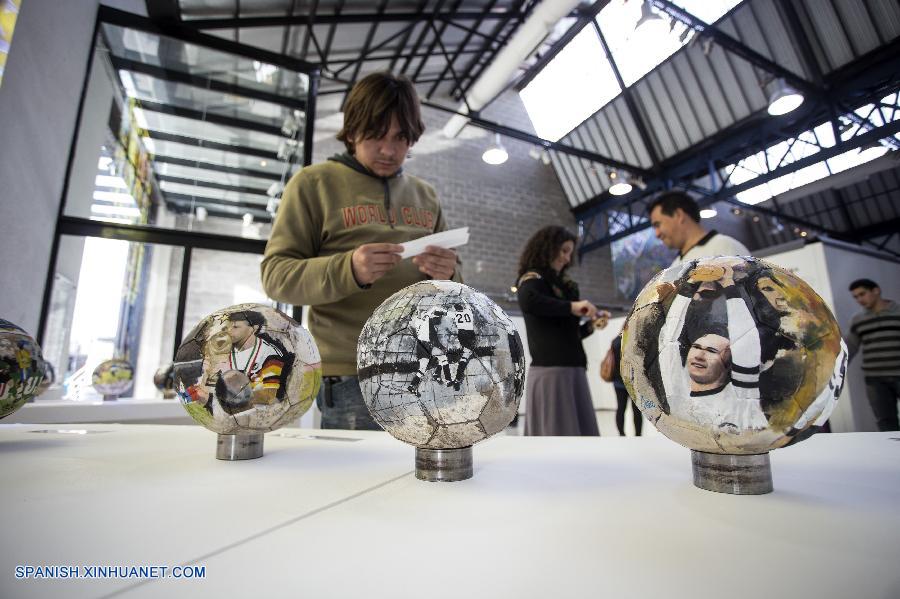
left=621, top=256, right=847, bottom=454
left=358, top=281, right=525, bottom=448
left=173, top=303, right=322, bottom=434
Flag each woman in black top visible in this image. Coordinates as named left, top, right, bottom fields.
left=516, top=226, right=609, bottom=435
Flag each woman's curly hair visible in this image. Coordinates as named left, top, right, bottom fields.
left=517, top=226, right=577, bottom=277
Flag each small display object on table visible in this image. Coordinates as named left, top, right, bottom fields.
left=153, top=362, right=176, bottom=399
left=92, top=359, right=135, bottom=400
left=0, top=319, right=49, bottom=419
left=358, top=281, right=525, bottom=481
left=173, top=303, right=322, bottom=460
left=621, top=256, right=847, bottom=494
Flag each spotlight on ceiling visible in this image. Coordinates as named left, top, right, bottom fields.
left=635, top=0, right=668, bottom=37
left=699, top=208, right=718, bottom=219
left=608, top=170, right=633, bottom=196
left=482, top=133, right=508, bottom=165
left=767, top=78, right=804, bottom=116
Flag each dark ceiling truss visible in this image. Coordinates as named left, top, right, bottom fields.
left=153, top=154, right=285, bottom=180
left=515, top=1, right=610, bottom=93
left=450, top=0, right=523, bottom=101
left=137, top=99, right=285, bottom=137
left=108, top=55, right=307, bottom=111
left=155, top=174, right=270, bottom=197
left=179, top=10, right=531, bottom=30
left=592, top=19, right=661, bottom=169
left=143, top=130, right=277, bottom=160
left=571, top=6, right=900, bottom=258
left=410, top=0, right=463, bottom=85
left=421, top=98, right=649, bottom=175
left=340, top=0, right=390, bottom=108
left=425, top=0, right=498, bottom=99
left=164, top=191, right=269, bottom=213
left=576, top=115, right=900, bottom=257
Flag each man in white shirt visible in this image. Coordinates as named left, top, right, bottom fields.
left=648, top=191, right=749, bottom=265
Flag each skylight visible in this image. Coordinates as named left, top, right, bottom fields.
left=520, top=28, right=620, bottom=141
left=520, top=0, right=743, bottom=142
left=725, top=91, right=900, bottom=205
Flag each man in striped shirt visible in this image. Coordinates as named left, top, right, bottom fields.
left=847, top=278, right=900, bottom=431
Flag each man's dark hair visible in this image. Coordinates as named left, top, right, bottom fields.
left=517, top=226, right=577, bottom=277
left=848, top=278, right=879, bottom=292
left=228, top=310, right=265, bottom=330
left=336, top=72, right=425, bottom=153
left=647, top=191, right=701, bottom=223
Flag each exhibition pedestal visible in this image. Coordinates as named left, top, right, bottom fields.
left=415, top=445, right=473, bottom=481
left=691, top=450, right=772, bottom=494
left=216, top=432, right=264, bottom=460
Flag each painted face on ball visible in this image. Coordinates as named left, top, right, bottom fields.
left=758, top=276, right=789, bottom=311
left=228, top=319, right=256, bottom=349
left=687, top=334, right=731, bottom=388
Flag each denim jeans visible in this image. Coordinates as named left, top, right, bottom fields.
left=864, top=376, right=900, bottom=431
left=316, top=375, right=382, bottom=431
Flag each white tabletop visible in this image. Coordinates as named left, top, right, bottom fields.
left=1, top=425, right=898, bottom=599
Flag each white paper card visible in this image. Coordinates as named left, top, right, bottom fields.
left=400, top=227, right=469, bottom=259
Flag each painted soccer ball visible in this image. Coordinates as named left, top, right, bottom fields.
left=358, top=281, right=525, bottom=448
left=92, top=359, right=135, bottom=396
left=35, top=360, right=55, bottom=397
left=0, top=319, right=49, bottom=419
left=173, top=303, right=322, bottom=434
left=621, top=256, right=847, bottom=454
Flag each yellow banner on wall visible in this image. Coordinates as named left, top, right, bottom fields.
left=0, top=0, right=22, bottom=89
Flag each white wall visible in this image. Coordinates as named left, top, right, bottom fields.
left=762, top=240, right=900, bottom=432
left=0, top=0, right=99, bottom=333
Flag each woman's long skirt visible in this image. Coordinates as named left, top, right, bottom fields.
left=524, top=366, right=599, bottom=436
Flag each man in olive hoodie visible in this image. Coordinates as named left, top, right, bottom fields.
left=261, top=72, right=460, bottom=430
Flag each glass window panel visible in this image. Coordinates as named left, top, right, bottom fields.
left=182, top=248, right=272, bottom=339
left=102, top=23, right=309, bottom=99
left=41, top=236, right=184, bottom=401
left=62, top=19, right=309, bottom=235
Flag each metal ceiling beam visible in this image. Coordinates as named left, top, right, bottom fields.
left=400, top=0, right=447, bottom=76
left=451, top=0, right=524, bottom=100
left=388, top=0, right=427, bottom=74
left=593, top=20, right=660, bottom=169
left=515, top=1, right=611, bottom=92
left=575, top=118, right=900, bottom=255
left=145, top=0, right=180, bottom=22
left=650, top=0, right=818, bottom=96
left=155, top=174, right=270, bottom=197
left=421, top=99, right=648, bottom=175
left=340, top=0, right=390, bottom=109
left=109, top=55, right=306, bottom=111
left=163, top=191, right=268, bottom=213
left=143, top=130, right=277, bottom=160
left=153, top=155, right=284, bottom=180
left=56, top=215, right=267, bottom=253
left=100, top=6, right=318, bottom=74
left=411, top=0, right=463, bottom=84
left=165, top=197, right=272, bottom=222
left=333, top=10, right=413, bottom=78
left=426, top=0, right=497, bottom=99
left=137, top=100, right=284, bottom=137
left=179, top=11, right=529, bottom=29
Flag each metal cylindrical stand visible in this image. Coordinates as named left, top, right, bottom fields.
left=691, top=450, right=773, bottom=495
left=216, top=432, right=264, bottom=461
left=415, top=446, right=473, bottom=482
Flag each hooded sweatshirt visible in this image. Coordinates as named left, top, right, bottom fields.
left=261, top=153, right=461, bottom=375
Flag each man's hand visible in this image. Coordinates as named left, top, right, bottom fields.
left=412, top=245, right=457, bottom=280
left=351, top=243, right=404, bottom=286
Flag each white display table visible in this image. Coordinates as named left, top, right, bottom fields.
left=0, top=425, right=897, bottom=599
left=6, top=399, right=194, bottom=425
